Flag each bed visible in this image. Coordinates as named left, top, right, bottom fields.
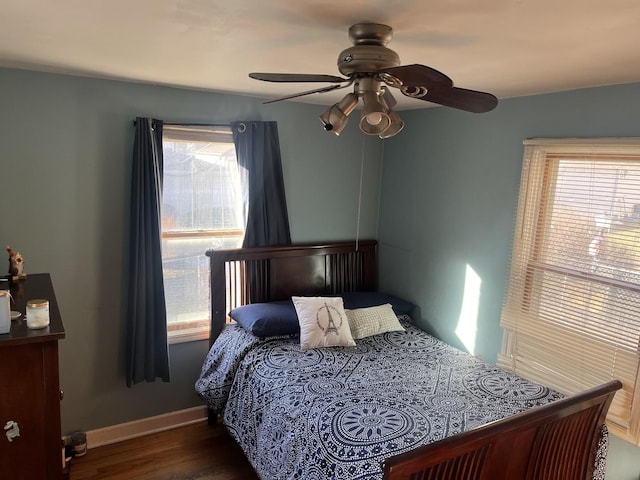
left=195, top=240, right=621, bottom=480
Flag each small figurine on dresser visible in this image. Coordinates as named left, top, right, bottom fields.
left=6, top=246, right=27, bottom=281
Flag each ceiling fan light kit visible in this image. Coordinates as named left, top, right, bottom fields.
left=378, top=105, right=405, bottom=139
left=250, top=23, right=498, bottom=138
left=377, top=85, right=405, bottom=138
left=358, top=90, right=391, bottom=135
left=319, top=92, right=358, bottom=135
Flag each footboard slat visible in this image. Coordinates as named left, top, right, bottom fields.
left=411, top=445, right=489, bottom=480
left=527, top=403, right=605, bottom=480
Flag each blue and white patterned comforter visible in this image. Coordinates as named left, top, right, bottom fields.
left=196, top=317, right=606, bottom=480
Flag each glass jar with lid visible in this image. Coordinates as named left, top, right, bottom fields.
left=26, top=299, right=49, bottom=329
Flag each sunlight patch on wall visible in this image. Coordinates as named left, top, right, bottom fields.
left=455, top=264, right=481, bottom=355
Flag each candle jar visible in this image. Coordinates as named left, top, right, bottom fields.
left=26, top=299, right=49, bottom=329
left=0, top=290, right=10, bottom=334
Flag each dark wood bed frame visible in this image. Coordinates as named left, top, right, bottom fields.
left=206, top=240, right=621, bottom=480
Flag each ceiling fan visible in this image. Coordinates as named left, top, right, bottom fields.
left=249, top=23, right=498, bottom=139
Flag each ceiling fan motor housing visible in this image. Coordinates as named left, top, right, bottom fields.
left=337, top=45, right=401, bottom=75
left=338, top=23, right=400, bottom=75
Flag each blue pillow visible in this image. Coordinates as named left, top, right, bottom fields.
left=229, top=300, right=299, bottom=338
left=338, top=291, right=415, bottom=315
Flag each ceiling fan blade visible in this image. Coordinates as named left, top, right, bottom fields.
left=249, top=72, right=348, bottom=83
left=377, top=64, right=453, bottom=89
left=262, top=83, right=350, bottom=104
left=420, top=86, right=498, bottom=113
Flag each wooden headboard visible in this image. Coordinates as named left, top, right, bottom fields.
left=205, top=240, right=376, bottom=346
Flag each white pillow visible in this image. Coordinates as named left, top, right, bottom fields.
left=346, top=303, right=405, bottom=339
left=292, top=296, right=356, bottom=350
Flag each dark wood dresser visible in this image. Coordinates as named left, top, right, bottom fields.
left=0, top=273, right=66, bottom=479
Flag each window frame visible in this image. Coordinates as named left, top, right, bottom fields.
left=498, top=138, right=640, bottom=445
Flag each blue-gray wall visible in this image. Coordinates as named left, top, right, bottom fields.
left=377, top=83, right=640, bottom=479
left=0, top=67, right=382, bottom=433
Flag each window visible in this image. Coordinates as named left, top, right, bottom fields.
left=161, top=125, right=244, bottom=342
left=498, top=138, right=640, bottom=445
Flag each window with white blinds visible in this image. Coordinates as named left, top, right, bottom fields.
left=498, top=138, right=640, bottom=445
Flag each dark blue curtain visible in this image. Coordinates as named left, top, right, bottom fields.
left=125, top=117, right=170, bottom=387
left=231, top=121, right=292, bottom=247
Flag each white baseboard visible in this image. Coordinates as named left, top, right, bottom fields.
left=85, top=406, right=209, bottom=449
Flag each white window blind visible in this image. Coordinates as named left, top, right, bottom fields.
left=498, top=138, right=640, bottom=445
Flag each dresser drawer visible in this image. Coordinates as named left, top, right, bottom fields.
left=0, top=343, right=51, bottom=478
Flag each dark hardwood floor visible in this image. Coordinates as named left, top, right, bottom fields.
left=70, top=421, right=259, bottom=480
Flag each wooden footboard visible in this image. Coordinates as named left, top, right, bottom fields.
left=382, top=379, right=621, bottom=480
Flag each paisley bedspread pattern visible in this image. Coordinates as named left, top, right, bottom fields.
left=196, top=318, right=606, bottom=480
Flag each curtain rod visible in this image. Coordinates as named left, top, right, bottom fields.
left=132, top=120, right=231, bottom=127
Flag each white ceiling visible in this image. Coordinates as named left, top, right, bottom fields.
left=2, top=0, right=640, bottom=110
